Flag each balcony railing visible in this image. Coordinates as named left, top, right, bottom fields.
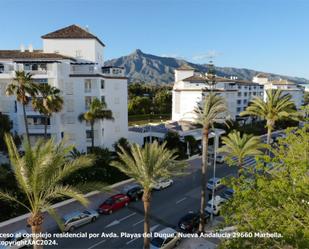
left=28, top=125, right=50, bottom=130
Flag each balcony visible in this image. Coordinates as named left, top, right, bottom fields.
left=28, top=124, right=50, bottom=130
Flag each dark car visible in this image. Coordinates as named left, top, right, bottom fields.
left=178, top=212, right=210, bottom=233
left=222, top=188, right=234, bottom=201
left=99, top=194, right=130, bottom=214
left=122, top=184, right=143, bottom=201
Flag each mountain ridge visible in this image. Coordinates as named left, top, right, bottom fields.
left=105, top=49, right=309, bottom=85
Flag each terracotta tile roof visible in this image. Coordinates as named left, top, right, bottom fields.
left=177, top=64, right=195, bottom=71
left=255, top=73, right=269, bottom=78
left=0, top=50, right=75, bottom=60
left=41, top=25, right=105, bottom=47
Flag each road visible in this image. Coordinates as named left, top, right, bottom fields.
left=51, top=158, right=238, bottom=249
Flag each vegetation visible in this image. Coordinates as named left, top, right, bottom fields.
left=111, top=141, right=187, bottom=249
left=164, top=131, right=187, bottom=159
left=128, top=83, right=172, bottom=116
left=32, top=84, right=63, bottom=138
left=79, top=98, right=113, bottom=150
left=6, top=71, right=37, bottom=144
left=220, top=125, right=309, bottom=249
left=0, top=135, right=95, bottom=249
left=241, top=89, right=298, bottom=145
left=194, top=92, right=228, bottom=232
left=0, top=113, right=21, bottom=152
left=218, top=131, right=264, bottom=176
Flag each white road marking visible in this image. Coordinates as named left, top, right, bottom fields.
left=87, top=239, right=106, bottom=249
left=176, top=197, right=187, bottom=204
left=126, top=237, right=139, bottom=245
left=132, top=219, right=144, bottom=226
left=150, top=224, right=160, bottom=232
left=105, top=212, right=137, bottom=228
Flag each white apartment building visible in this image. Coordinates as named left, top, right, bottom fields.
left=253, top=73, right=305, bottom=109
left=172, top=65, right=264, bottom=122
left=0, top=25, right=128, bottom=151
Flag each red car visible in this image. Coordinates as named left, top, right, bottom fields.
left=99, top=194, right=130, bottom=214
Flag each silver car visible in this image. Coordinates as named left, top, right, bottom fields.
left=63, top=209, right=99, bottom=232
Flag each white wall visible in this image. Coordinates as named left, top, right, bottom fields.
left=175, top=69, right=194, bottom=82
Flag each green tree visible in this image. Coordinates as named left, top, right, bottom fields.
left=194, top=93, right=228, bottom=232
left=220, top=125, right=309, bottom=249
left=0, top=135, right=94, bottom=249
left=79, top=98, right=113, bottom=151
left=113, top=137, right=131, bottom=155
left=128, top=96, right=152, bottom=115
left=154, top=90, right=172, bottom=114
left=218, top=131, right=264, bottom=176
left=164, top=131, right=186, bottom=159
left=241, top=89, right=297, bottom=145
left=32, top=84, right=63, bottom=139
left=6, top=71, right=37, bottom=144
left=111, top=141, right=187, bottom=249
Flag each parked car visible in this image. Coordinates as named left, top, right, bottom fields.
left=152, top=179, right=173, bottom=190
left=205, top=196, right=225, bottom=215
left=0, top=229, right=31, bottom=249
left=98, top=194, right=130, bottom=214
left=122, top=184, right=143, bottom=201
left=150, top=227, right=181, bottom=249
left=207, top=177, right=222, bottom=190
left=63, top=209, right=99, bottom=232
left=178, top=212, right=210, bottom=233
left=221, top=188, right=234, bottom=201
left=216, top=154, right=225, bottom=164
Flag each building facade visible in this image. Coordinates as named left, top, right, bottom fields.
left=253, top=73, right=305, bottom=109
left=0, top=25, right=128, bottom=151
left=172, top=65, right=264, bottom=122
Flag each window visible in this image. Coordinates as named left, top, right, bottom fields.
left=253, top=92, right=256, bottom=96
left=244, top=92, right=248, bottom=97
left=243, top=99, right=247, bottom=105
left=86, top=130, right=92, bottom=139
left=101, top=80, right=105, bottom=89
left=85, top=96, right=92, bottom=110
left=0, top=64, right=4, bottom=73
left=237, top=100, right=241, bottom=105
left=32, top=64, right=38, bottom=71
left=237, top=92, right=241, bottom=97
left=101, top=96, right=105, bottom=104
left=84, top=79, right=91, bottom=93
left=237, top=107, right=241, bottom=112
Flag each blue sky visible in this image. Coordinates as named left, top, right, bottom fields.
left=1, top=0, right=309, bottom=78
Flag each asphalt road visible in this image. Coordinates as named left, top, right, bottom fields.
left=51, top=158, right=238, bottom=249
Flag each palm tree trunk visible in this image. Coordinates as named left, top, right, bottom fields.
left=238, top=160, right=243, bottom=178
left=266, top=126, right=272, bottom=146
left=22, top=104, right=30, bottom=145
left=91, top=122, right=94, bottom=151
left=142, top=189, right=151, bottom=249
left=44, top=114, right=48, bottom=139
left=28, top=213, right=44, bottom=249
left=199, top=126, right=209, bottom=232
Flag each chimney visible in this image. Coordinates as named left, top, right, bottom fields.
left=20, top=44, right=25, bottom=52
left=28, top=44, right=33, bottom=52
left=85, top=25, right=89, bottom=32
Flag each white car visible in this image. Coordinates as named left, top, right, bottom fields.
left=0, top=229, right=31, bottom=249
left=207, top=177, right=222, bottom=190
left=205, top=195, right=225, bottom=215
left=216, top=154, right=225, bottom=164
left=153, top=179, right=173, bottom=190
left=150, top=227, right=181, bottom=249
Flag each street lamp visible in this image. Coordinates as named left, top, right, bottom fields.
left=210, top=130, right=218, bottom=223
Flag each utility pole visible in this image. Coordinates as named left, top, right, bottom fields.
left=210, top=130, right=218, bottom=223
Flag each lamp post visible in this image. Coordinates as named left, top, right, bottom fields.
left=210, top=130, right=218, bottom=223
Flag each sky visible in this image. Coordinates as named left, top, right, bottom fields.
left=1, top=0, right=309, bottom=78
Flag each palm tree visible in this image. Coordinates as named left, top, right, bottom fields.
left=218, top=131, right=264, bottom=176
left=0, top=134, right=94, bottom=249
left=111, top=141, right=187, bottom=249
left=79, top=98, right=113, bottom=151
left=241, top=89, right=297, bottom=145
left=194, top=92, right=227, bottom=232
left=6, top=71, right=37, bottom=144
left=32, top=84, right=63, bottom=139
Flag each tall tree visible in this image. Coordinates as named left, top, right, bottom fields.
left=0, top=134, right=94, bottom=249
left=111, top=141, right=187, bottom=249
left=241, top=89, right=297, bottom=145
left=194, top=92, right=227, bottom=232
left=6, top=71, right=37, bottom=144
left=79, top=98, right=113, bottom=151
left=218, top=131, right=264, bottom=176
left=32, top=84, right=63, bottom=139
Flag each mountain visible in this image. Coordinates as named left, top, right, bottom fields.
left=105, top=49, right=309, bottom=85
